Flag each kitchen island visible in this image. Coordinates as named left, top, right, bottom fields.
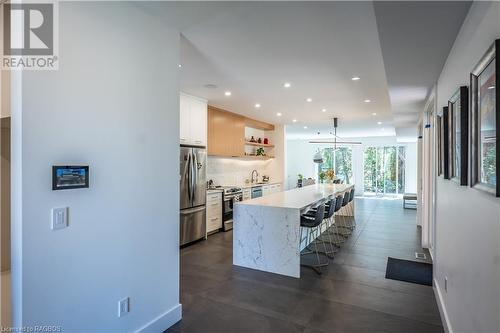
left=233, top=183, right=354, bottom=278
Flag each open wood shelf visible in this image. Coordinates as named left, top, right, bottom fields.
left=245, top=141, right=275, bottom=148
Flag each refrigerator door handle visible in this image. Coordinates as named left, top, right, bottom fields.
left=192, top=151, right=198, bottom=204
left=180, top=205, right=206, bottom=215
left=190, top=151, right=196, bottom=205
left=187, top=151, right=192, bottom=206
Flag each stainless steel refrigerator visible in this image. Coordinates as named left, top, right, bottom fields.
left=180, top=146, right=207, bottom=246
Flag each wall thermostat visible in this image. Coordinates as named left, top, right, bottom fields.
left=52, top=165, right=89, bottom=190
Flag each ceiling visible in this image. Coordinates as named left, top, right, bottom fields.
left=373, top=1, right=471, bottom=141
left=144, top=1, right=471, bottom=140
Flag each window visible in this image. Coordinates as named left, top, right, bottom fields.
left=364, top=146, right=406, bottom=195
left=317, top=147, right=353, bottom=184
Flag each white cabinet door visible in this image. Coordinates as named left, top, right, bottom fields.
left=180, top=93, right=207, bottom=146
left=179, top=94, right=190, bottom=144
left=206, top=192, right=222, bottom=234
left=190, top=98, right=207, bottom=146
left=262, top=185, right=271, bottom=196
left=242, top=188, right=251, bottom=201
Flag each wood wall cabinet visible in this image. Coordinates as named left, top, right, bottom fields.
left=208, top=106, right=245, bottom=157
left=180, top=93, right=207, bottom=146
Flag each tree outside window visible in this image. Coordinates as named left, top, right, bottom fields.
left=317, top=147, right=353, bottom=184
left=364, top=146, right=406, bottom=195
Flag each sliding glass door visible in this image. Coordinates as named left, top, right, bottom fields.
left=364, top=146, right=406, bottom=195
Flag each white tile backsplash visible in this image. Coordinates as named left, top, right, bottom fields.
left=207, top=156, right=277, bottom=186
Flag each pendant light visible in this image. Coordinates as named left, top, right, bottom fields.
left=313, top=149, right=323, bottom=164
left=309, top=117, right=362, bottom=146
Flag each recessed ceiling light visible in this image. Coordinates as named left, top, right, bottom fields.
left=377, top=121, right=383, bottom=125
left=488, top=86, right=495, bottom=90
left=321, top=108, right=327, bottom=112
left=283, top=82, right=291, bottom=88
left=254, top=103, right=261, bottom=108
left=306, top=98, right=312, bottom=102
left=276, top=112, right=282, bottom=117
left=224, top=91, right=232, bottom=96
left=304, top=126, right=308, bottom=129
left=292, top=119, right=297, bottom=123
left=372, top=112, right=377, bottom=116
left=364, top=99, right=371, bottom=103
left=351, top=76, right=360, bottom=81
left=178, top=64, right=182, bottom=68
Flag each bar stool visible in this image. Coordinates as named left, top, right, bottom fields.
left=347, top=188, right=356, bottom=228
left=305, top=197, right=337, bottom=259
left=336, top=191, right=352, bottom=236
left=299, top=204, right=327, bottom=275
left=330, top=195, right=347, bottom=244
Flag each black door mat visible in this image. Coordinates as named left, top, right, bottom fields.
left=385, top=257, right=432, bottom=286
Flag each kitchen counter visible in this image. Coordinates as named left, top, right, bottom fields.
left=237, top=183, right=352, bottom=209
left=206, top=188, right=223, bottom=194
left=233, top=183, right=354, bottom=278
left=222, top=181, right=282, bottom=189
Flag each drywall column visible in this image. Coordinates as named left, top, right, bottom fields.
left=11, top=3, right=181, bottom=332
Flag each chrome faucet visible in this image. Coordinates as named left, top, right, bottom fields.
left=251, top=170, right=259, bottom=183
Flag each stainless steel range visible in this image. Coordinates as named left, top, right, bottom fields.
left=222, top=187, right=242, bottom=231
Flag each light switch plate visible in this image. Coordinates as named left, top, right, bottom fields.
left=118, top=297, right=130, bottom=317
left=51, top=207, right=68, bottom=230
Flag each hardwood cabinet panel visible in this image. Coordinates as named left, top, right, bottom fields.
left=208, top=106, right=245, bottom=157
left=207, top=106, right=273, bottom=157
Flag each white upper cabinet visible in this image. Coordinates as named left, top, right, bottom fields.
left=180, top=93, right=207, bottom=146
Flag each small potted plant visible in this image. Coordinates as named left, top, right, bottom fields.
left=318, top=171, right=326, bottom=184
left=297, top=174, right=304, bottom=187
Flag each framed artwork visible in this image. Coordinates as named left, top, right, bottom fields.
left=448, top=86, right=469, bottom=185
left=52, top=166, right=89, bottom=190
left=437, top=115, right=442, bottom=176
left=443, top=106, right=450, bottom=180
left=470, top=39, right=499, bottom=197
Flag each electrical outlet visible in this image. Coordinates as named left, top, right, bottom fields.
left=444, top=277, right=448, bottom=292
left=118, top=297, right=130, bottom=317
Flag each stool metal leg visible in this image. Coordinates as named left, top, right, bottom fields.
left=301, top=225, right=329, bottom=275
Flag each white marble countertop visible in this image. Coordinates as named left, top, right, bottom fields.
left=235, top=183, right=353, bottom=209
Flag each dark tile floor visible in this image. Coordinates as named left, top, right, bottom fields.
left=167, top=197, right=442, bottom=333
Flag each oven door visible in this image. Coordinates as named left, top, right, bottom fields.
left=223, top=196, right=234, bottom=222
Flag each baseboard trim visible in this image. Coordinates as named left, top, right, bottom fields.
left=434, top=278, right=452, bottom=333
left=135, top=303, right=182, bottom=333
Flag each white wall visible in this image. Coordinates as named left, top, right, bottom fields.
left=285, top=136, right=417, bottom=194
left=433, top=2, right=500, bottom=333
left=11, top=3, right=181, bottom=332
left=208, top=125, right=285, bottom=186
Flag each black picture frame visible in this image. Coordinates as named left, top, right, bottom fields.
left=52, top=165, right=89, bottom=190
left=470, top=39, right=499, bottom=197
left=437, top=115, right=442, bottom=176
left=443, top=106, right=450, bottom=180
left=448, top=86, right=469, bottom=186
